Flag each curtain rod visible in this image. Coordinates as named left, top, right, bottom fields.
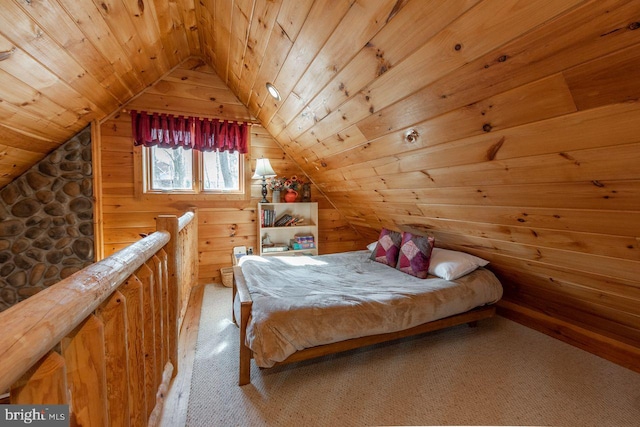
left=124, top=108, right=258, bottom=126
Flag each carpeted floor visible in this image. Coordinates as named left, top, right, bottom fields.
left=186, top=284, right=640, bottom=426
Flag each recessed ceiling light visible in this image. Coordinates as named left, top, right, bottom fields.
left=266, top=82, right=281, bottom=101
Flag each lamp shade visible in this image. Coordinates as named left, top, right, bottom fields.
left=252, top=158, right=276, bottom=178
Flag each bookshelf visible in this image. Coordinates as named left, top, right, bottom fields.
left=257, top=202, right=318, bottom=256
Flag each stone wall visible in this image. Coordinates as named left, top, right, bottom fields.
left=0, top=127, right=94, bottom=311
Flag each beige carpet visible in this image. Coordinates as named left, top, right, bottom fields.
left=186, top=284, right=640, bottom=426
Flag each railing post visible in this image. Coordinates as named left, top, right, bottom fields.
left=61, top=315, right=109, bottom=427
left=136, top=263, right=156, bottom=419
left=156, top=215, right=180, bottom=377
left=11, top=351, right=68, bottom=405
left=120, top=275, right=146, bottom=427
left=95, top=291, right=130, bottom=426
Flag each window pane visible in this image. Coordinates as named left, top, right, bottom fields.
left=149, top=146, right=193, bottom=190
left=202, top=150, right=240, bottom=191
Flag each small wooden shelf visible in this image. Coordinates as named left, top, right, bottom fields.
left=258, top=202, right=318, bottom=256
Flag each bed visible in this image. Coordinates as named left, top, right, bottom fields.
left=233, top=249, right=503, bottom=386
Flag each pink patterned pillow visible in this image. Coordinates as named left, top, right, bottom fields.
left=370, top=228, right=402, bottom=267
left=396, top=232, right=435, bottom=278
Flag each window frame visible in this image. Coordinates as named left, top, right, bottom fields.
left=145, top=145, right=196, bottom=194
left=140, top=145, right=248, bottom=197
left=198, top=149, right=245, bottom=194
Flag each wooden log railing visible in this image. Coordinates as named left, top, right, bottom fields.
left=0, top=210, right=198, bottom=427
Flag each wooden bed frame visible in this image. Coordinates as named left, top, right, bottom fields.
left=232, top=266, right=496, bottom=386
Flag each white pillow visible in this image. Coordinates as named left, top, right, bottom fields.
left=367, top=241, right=378, bottom=251
left=428, top=248, right=489, bottom=280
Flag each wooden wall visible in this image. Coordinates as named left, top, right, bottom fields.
left=98, top=58, right=365, bottom=284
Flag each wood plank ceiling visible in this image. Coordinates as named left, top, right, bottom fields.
left=0, top=0, right=200, bottom=187
left=1, top=0, right=640, bottom=366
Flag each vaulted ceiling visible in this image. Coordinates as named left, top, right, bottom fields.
left=2, top=0, right=639, bottom=189
left=0, top=0, right=196, bottom=187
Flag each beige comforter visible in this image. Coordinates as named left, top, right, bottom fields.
left=237, top=251, right=503, bottom=367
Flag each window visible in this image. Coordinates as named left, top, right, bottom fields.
left=202, top=150, right=241, bottom=191
left=131, top=110, right=250, bottom=195
left=145, top=146, right=243, bottom=193
left=149, top=146, right=193, bottom=191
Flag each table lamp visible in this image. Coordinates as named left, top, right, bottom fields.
left=252, top=158, right=276, bottom=203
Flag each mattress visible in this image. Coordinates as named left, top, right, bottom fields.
left=236, top=250, right=503, bottom=367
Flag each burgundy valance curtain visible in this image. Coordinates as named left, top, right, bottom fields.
left=131, top=110, right=249, bottom=154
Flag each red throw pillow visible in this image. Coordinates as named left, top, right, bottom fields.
left=396, top=232, right=435, bottom=279
left=370, top=228, right=402, bottom=267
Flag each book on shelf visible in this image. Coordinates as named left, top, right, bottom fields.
left=290, top=240, right=315, bottom=250
left=294, top=234, right=314, bottom=243
left=261, top=208, right=276, bottom=227
left=273, top=213, right=306, bottom=227
left=290, top=234, right=315, bottom=250
left=274, top=213, right=292, bottom=227
left=284, top=217, right=304, bottom=227
left=262, top=244, right=290, bottom=253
